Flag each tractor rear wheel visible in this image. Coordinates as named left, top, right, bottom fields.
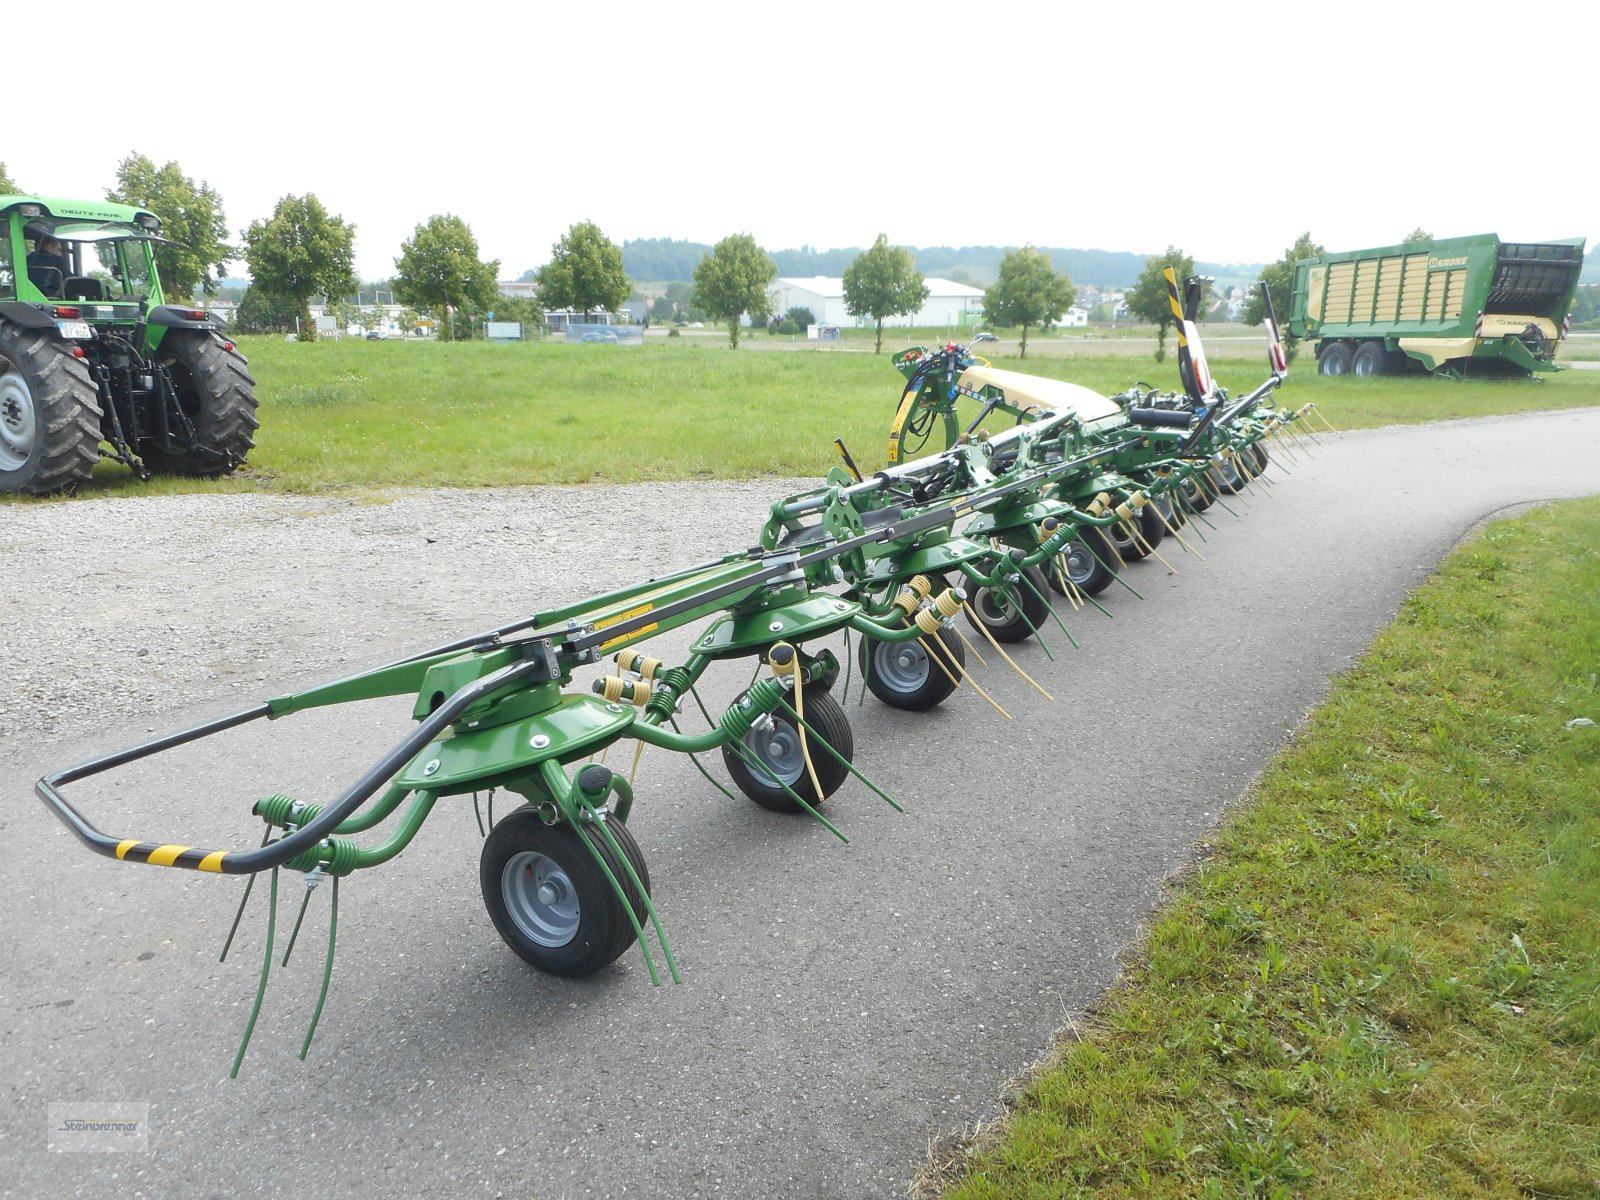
left=480, top=806, right=650, bottom=977
left=722, top=686, right=853, bottom=812
left=142, top=331, right=258, bottom=475
left=0, top=322, right=101, bottom=495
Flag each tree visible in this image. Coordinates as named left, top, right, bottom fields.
left=534, top=221, right=630, bottom=318
left=785, top=305, right=816, bottom=330
left=982, top=246, right=1075, bottom=359
left=106, top=153, right=230, bottom=300
left=1245, top=232, right=1323, bottom=362
left=1402, top=227, right=1433, bottom=244
left=393, top=214, right=501, bottom=341
left=242, top=194, right=357, bottom=341
left=233, top=285, right=300, bottom=335
left=1124, top=246, right=1197, bottom=362
left=843, top=234, right=930, bottom=353
left=0, top=162, right=18, bottom=193
left=692, top=233, right=777, bottom=348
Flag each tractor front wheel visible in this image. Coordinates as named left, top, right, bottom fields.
left=480, top=806, right=650, bottom=977
left=143, top=331, right=258, bottom=475
left=722, top=686, right=853, bottom=812
left=0, top=322, right=100, bottom=495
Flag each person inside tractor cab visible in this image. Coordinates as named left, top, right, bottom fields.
left=27, top=235, right=68, bottom=297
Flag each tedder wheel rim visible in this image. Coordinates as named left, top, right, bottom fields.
left=743, top=719, right=806, bottom=787
left=975, top=584, right=1020, bottom=623
left=0, top=367, right=37, bottom=472
left=1064, top=540, right=1097, bottom=585
left=872, top=638, right=932, bottom=693
left=502, top=850, right=582, bottom=947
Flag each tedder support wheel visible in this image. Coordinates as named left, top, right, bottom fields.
left=480, top=805, right=650, bottom=977
left=1177, top=475, right=1212, bottom=514
left=1047, top=527, right=1117, bottom=597
left=1210, top=454, right=1249, bottom=496
left=1252, top=441, right=1270, bottom=472
left=966, top=563, right=1052, bottom=642
left=1106, top=502, right=1166, bottom=561
left=143, top=330, right=259, bottom=476
left=1318, top=342, right=1352, bottom=377
left=722, top=685, right=853, bottom=812
left=858, top=625, right=965, bottom=711
left=0, top=322, right=101, bottom=495
left=1351, top=340, right=1387, bottom=378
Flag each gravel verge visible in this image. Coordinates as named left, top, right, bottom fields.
left=0, top=481, right=811, bottom=747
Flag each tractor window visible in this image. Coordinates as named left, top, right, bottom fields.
left=0, top=229, right=13, bottom=299
left=94, top=239, right=155, bottom=301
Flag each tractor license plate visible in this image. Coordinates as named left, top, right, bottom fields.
left=56, top=320, right=93, bottom=339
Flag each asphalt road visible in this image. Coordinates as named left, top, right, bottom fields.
left=5, top=408, right=1599, bottom=1199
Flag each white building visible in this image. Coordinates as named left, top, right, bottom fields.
left=769, top=276, right=987, bottom=330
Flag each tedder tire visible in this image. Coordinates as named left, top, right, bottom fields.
left=1252, top=441, right=1270, bottom=472
left=966, top=563, right=1052, bottom=642
left=1211, top=454, right=1249, bottom=496
left=1351, top=340, right=1387, bottom=378
left=858, top=625, right=964, bottom=711
left=1178, top=475, right=1212, bottom=514
left=1047, top=527, right=1117, bottom=597
left=1107, top=502, right=1166, bottom=561
left=0, top=322, right=100, bottom=495
left=722, top=685, right=853, bottom=812
left=481, top=805, right=650, bottom=977
left=143, top=330, right=258, bottom=475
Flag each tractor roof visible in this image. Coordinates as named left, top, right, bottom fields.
left=0, top=194, right=160, bottom=227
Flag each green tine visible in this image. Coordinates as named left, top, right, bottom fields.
left=220, top=824, right=274, bottom=963
left=298, top=875, right=339, bottom=1062
left=230, top=866, right=279, bottom=1079
left=775, top=698, right=904, bottom=813
left=726, top=739, right=849, bottom=843
left=1018, top=566, right=1078, bottom=650
left=667, top=715, right=741, bottom=803
left=577, top=797, right=681, bottom=986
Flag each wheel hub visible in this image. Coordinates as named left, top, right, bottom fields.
left=872, top=639, right=931, bottom=693
left=744, top=719, right=804, bottom=786
left=0, top=369, right=36, bottom=471
left=503, top=851, right=580, bottom=947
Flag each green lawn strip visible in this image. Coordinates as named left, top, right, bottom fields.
left=936, top=499, right=1600, bottom=1199
left=9, top=338, right=1597, bottom=500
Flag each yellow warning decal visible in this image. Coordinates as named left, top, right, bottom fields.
left=596, top=603, right=658, bottom=652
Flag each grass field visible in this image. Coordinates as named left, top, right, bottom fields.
left=927, top=499, right=1600, bottom=1199
left=18, top=336, right=1599, bottom=500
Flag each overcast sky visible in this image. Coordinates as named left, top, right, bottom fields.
left=9, top=0, right=1596, bottom=282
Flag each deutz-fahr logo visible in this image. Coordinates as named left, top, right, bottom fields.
left=1428, top=256, right=1469, bottom=270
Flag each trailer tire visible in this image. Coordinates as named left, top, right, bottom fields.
left=142, top=331, right=258, bottom=476
left=966, top=563, right=1052, bottom=642
left=481, top=807, right=650, bottom=977
left=1048, top=527, right=1117, bottom=597
left=0, top=322, right=101, bottom=495
left=722, top=686, right=853, bottom=812
left=858, top=625, right=964, bottom=711
left=1318, top=342, right=1352, bottom=376
left=1351, top=341, right=1387, bottom=377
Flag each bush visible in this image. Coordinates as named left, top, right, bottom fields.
left=778, top=318, right=799, bottom=336
left=667, top=327, right=681, bottom=338
left=785, top=306, right=816, bottom=330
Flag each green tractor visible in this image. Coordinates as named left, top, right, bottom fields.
left=0, top=194, right=257, bottom=494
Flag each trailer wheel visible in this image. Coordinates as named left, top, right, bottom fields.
left=1047, top=528, right=1117, bottom=597
left=1318, top=343, right=1352, bottom=376
left=0, top=322, right=101, bottom=495
left=1351, top=341, right=1387, bottom=377
left=722, top=686, right=853, bottom=812
left=481, top=806, right=650, bottom=977
left=858, top=625, right=964, bottom=711
left=142, top=331, right=258, bottom=475
left=967, top=564, right=1052, bottom=641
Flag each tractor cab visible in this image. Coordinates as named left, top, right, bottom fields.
left=2, top=195, right=168, bottom=317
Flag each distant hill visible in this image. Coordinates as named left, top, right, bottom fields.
left=617, top=238, right=1261, bottom=291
